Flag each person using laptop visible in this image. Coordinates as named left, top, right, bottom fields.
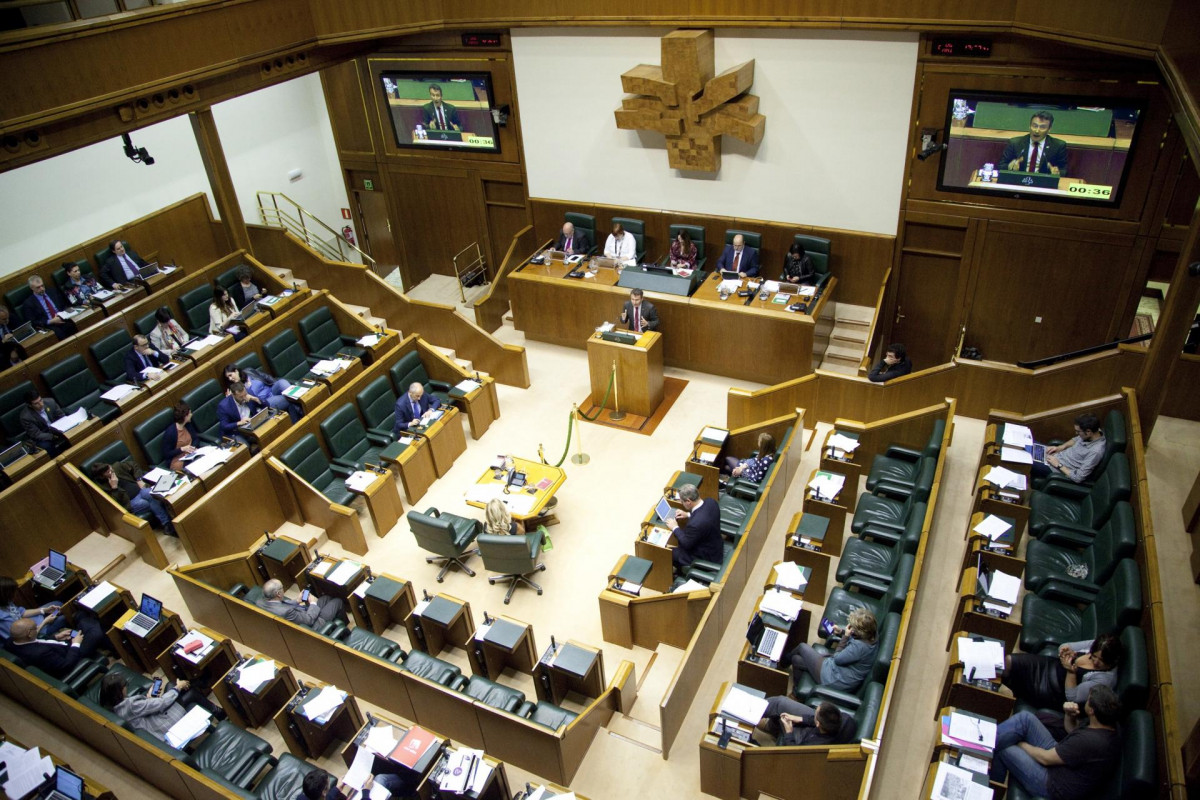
left=19, top=390, right=70, bottom=455
left=619, top=288, right=659, bottom=333
left=61, top=262, right=102, bottom=308
left=663, top=483, right=722, bottom=570
left=160, top=401, right=201, bottom=471
left=0, top=306, right=28, bottom=369
left=217, top=381, right=269, bottom=447
left=149, top=307, right=190, bottom=355
left=785, top=608, right=878, bottom=693
left=867, top=343, right=913, bottom=383
left=99, top=673, right=224, bottom=740
left=230, top=265, right=262, bottom=310
left=222, top=363, right=302, bottom=422
left=715, top=234, right=761, bottom=278
left=21, top=275, right=77, bottom=340
left=782, top=242, right=816, bottom=285
left=1033, top=413, right=1105, bottom=483
left=603, top=223, right=638, bottom=267
left=6, top=613, right=106, bottom=679
left=88, top=460, right=175, bottom=536
left=393, top=382, right=439, bottom=436
left=123, top=334, right=170, bottom=384
left=256, top=579, right=347, bottom=628
left=555, top=222, right=590, bottom=256
left=0, top=575, right=65, bottom=641
left=754, top=698, right=855, bottom=747
left=99, top=239, right=146, bottom=290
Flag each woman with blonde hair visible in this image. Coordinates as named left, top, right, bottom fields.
left=485, top=498, right=524, bottom=536
left=787, top=608, right=878, bottom=692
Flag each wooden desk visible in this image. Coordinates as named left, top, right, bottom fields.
left=283, top=379, right=330, bottom=415
left=59, top=415, right=102, bottom=446
left=407, top=593, right=474, bottom=657
left=586, top=329, right=664, bottom=417
left=782, top=511, right=834, bottom=597
left=803, top=470, right=851, bottom=553
left=0, top=733, right=117, bottom=800
left=961, top=524, right=1025, bottom=578
left=534, top=640, right=605, bottom=705
left=138, top=264, right=187, bottom=295
left=735, top=585, right=811, bottom=697
left=351, top=329, right=395, bottom=364
left=178, top=333, right=233, bottom=364
left=413, top=405, right=467, bottom=477
left=241, top=411, right=289, bottom=449
left=468, top=616, right=538, bottom=679
left=307, top=357, right=364, bottom=396
left=819, top=428, right=865, bottom=485
left=305, top=556, right=367, bottom=600
left=423, top=746, right=511, bottom=800
left=349, top=574, right=416, bottom=635
left=184, top=442, right=250, bottom=490
left=341, top=715, right=446, bottom=787
left=16, top=328, right=56, bottom=357
left=348, top=469, right=404, bottom=536
left=275, top=682, right=365, bottom=759
left=633, top=527, right=677, bottom=594
left=140, top=357, right=194, bottom=393
left=255, top=536, right=310, bottom=588
left=157, top=627, right=238, bottom=693
left=1, top=446, right=50, bottom=485
left=108, top=607, right=186, bottom=674
left=64, top=581, right=133, bottom=633
left=379, top=434, right=437, bottom=505
left=949, top=568, right=1021, bottom=652
left=17, top=562, right=90, bottom=608
left=153, top=474, right=204, bottom=517
left=257, top=290, right=302, bottom=319
left=214, top=656, right=298, bottom=729
left=447, top=375, right=499, bottom=440
left=941, top=634, right=1015, bottom=722
left=974, top=466, right=1030, bottom=544
left=464, top=457, right=566, bottom=523
left=94, top=285, right=144, bottom=315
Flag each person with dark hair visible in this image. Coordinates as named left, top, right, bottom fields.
left=0, top=306, right=28, bottom=369
left=420, top=83, right=461, bottom=131
left=1001, top=111, right=1069, bottom=176
left=216, top=381, right=262, bottom=446
left=61, top=262, right=101, bottom=307
left=124, top=334, right=169, bottom=384
left=620, top=288, right=659, bottom=333
left=723, top=432, right=776, bottom=483
left=0, top=575, right=65, bottom=641
left=230, top=266, right=262, bottom=310
left=782, top=242, right=815, bottom=285
left=990, top=684, right=1122, bottom=799
left=1033, top=412, right=1105, bottom=483
left=21, top=275, right=77, bottom=340
left=208, top=284, right=246, bottom=340
left=755, top=698, right=855, bottom=746
left=149, top=307, right=189, bottom=355
left=7, top=614, right=105, bottom=678
left=298, top=765, right=411, bottom=799
left=100, top=674, right=224, bottom=740
left=161, top=401, right=201, bottom=471
left=1002, top=634, right=1121, bottom=712
left=89, top=461, right=175, bottom=536
left=222, top=364, right=301, bottom=421
left=100, top=239, right=146, bottom=289
left=868, top=343, right=912, bottom=383
left=604, top=223, right=637, bottom=267
left=669, top=229, right=698, bottom=268
left=665, top=483, right=722, bottom=569
left=787, top=608, right=878, bottom=693
left=19, top=390, right=69, bottom=455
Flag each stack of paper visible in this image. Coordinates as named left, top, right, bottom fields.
left=300, top=686, right=347, bottom=724
left=986, top=571, right=1020, bottom=603
left=672, top=579, right=708, bottom=594
left=930, top=761, right=993, bottom=800
left=353, top=581, right=370, bottom=599
left=697, top=451, right=717, bottom=464
left=235, top=659, right=277, bottom=693
left=596, top=322, right=615, bottom=333
left=1001, top=424, right=1034, bottom=447
left=798, top=285, right=817, bottom=297
left=175, top=630, right=216, bottom=664
left=78, top=580, right=116, bottom=609
left=972, top=515, right=1012, bottom=541
left=142, top=366, right=165, bottom=380
left=50, top=407, right=88, bottom=432
left=310, top=559, right=333, bottom=577
left=356, top=334, right=383, bottom=347
left=326, top=561, right=360, bottom=586
left=101, top=384, right=139, bottom=402
left=718, top=686, right=768, bottom=725
left=760, top=588, right=803, bottom=621
left=719, top=278, right=741, bottom=293
left=143, top=466, right=171, bottom=484
left=808, top=471, right=846, bottom=501
left=345, top=471, right=376, bottom=492
left=645, top=527, right=672, bottom=547
left=185, top=450, right=228, bottom=478
left=454, top=379, right=481, bottom=393
left=283, top=384, right=308, bottom=398
left=310, top=359, right=343, bottom=376
left=957, top=636, right=1005, bottom=681
left=773, top=561, right=809, bottom=593
left=943, top=712, right=996, bottom=754
left=1, top=746, right=53, bottom=800
left=165, top=706, right=212, bottom=749
left=982, top=466, right=1027, bottom=490
left=826, top=433, right=861, bottom=454
left=1000, top=446, right=1033, bottom=465
left=363, top=723, right=399, bottom=755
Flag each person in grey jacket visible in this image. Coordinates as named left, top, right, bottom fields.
left=788, top=608, right=878, bottom=692
left=1002, top=634, right=1121, bottom=712
left=255, top=579, right=347, bottom=628
left=100, top=674, right=223, bottom=740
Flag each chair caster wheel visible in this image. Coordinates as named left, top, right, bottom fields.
left=537, top=589, right=543, bottom=595
left=488, top=578, right=497, bottom=584
left=437, top=577, right=444, bottom=583
left=504, top=598, right=510, bottom=604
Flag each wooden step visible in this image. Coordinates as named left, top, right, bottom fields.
left=820, top=361, right=860, bottom=376
left=823, top=343, right=864, bottom=365
left=831, top=327, right=868, bottom=347
left=431, top=345, right=457, bottom=361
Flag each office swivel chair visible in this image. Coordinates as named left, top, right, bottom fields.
left=406, top=507, right=482, bottom=581
left=477, top=530, right=546, bottom=604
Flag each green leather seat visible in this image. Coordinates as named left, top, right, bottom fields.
left=178, top=284, right=215, bottom=337
left=79, top=440, right=135, bottom=476
left=52, top=259, right=95, bottom=294
left=1019, top=558, right=1140, bottom=653
left=0, top=380, right=37, bottom=442
left=526, top=700, right=579, bottom=731
left=133, top=407, right=175, bottom=468
left=836, top=502, right=926, bottom=585
left=479, top=530, right=546, bottom=604
left=26, top=656, right=108, bottom=698
left=4, top=284, right=33, bottom=324
left=318, top=403, right=387, bottom=476
left=262, top=330, right=311, bottom=383
left=1024, top=501, right=1136, bottom=593
left=388, top=350, right=452, bottom=406
left=464, top=675, right=525, bottom=713
left=794, top=612, right=901, bottom=711
left=793, top=234, right=832, bottom=291
left=1033, top=409, right=1128, bottom=492
left=850, top=458, right=935, bottom=534
left=83, top=663, right=152, bottom=705
left=1028, top=453, right=1131, bottom=539
left=134, top=310, right=158, bottom=337
left=343, top=627, right=405, bottom=663
left=400, top=650, right=467, bottom=691
left=88, top=329, right=136, bottom=387
left=724, top=228, right=762, bottom=251
left=663, top=223, right=707, bottom=269
left=718, top=491, right=755, bottom=537
left=297, top=307, right=368, bottom=365
left=823, top=554, right=914, bottom=637
left=848, top=681, right=884, bottom=743
left=183, top=719, right=274, bottom=790
left=181, top=379, right=224, bottom=444
left=407, top=507, right=482, bottom=581
left=249, top=753, right=315, bottom=800
left=865, top=420, right=944, bottom=492
left=279, top=433, right=355, bottom=507
left=355, top=376, right=399, bottom=441
left=216, top=265, right=242, bottom=288
left=564, top=211, right=597, bottom=255
left=41, top=354, right=120, bottom=422
left=611, top=216, right=646, bottom=262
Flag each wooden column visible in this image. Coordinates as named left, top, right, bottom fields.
left=1136, top=203, right=1200, bottom=438
left=190, top=108, right=252, bottom=253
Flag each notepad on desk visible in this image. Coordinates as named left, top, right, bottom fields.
left=235, top=659, right=277, bottom=692
left=982, top=465, right=1026, bottom=490
left=957, top=636, right=1005, bottom=681
left=326, top=560, right=360, bottom=586
left=78, top=580, right=116, bottom=610
left=50, top=407, right=88, bottom=433
left=972, top=514, right=1012, bottom=541
left=1000, top=446, right=1033, bottom=465
left=718, top=685, right=769, bottom=726
left=1001, top=424, right=1034, bottom=447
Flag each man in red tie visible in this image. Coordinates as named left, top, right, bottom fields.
left=1002, top=111, right=1069, bottom=176
left=420, top=84, right=461, bottom=132
left=21, top=275, right=77, bottom=340
left=716, top=234, right=761, bottom=278
left=620, top=288, right=659, bottom=333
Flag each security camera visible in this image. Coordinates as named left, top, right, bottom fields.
left=121, top=133, right=155, bottom=166
left=916, top=131, right=944, bottom=161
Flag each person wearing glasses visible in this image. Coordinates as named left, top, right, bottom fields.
left=1033, top=413, right=1105, bottom=483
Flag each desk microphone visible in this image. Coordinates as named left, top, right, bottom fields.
left=483, top=611, right=493, bottom=626
left=423, top=589, right=432, bottom=603
left=550, top=635, right=557, bottom=654
left=264, top=529, right=275, bottom=543
left=716, top=717, right=733, bottom=749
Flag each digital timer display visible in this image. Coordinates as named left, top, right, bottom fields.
left=931, top=37, right=993, bottom=58
left=462, top=32, right=502, bottom=47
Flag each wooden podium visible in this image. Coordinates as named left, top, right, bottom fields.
left=586, top=330, right=664, bottom=417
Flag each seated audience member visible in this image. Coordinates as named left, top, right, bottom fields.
left=787, top=608, right=878, bottom=693
left=867, top=343, right=912, bottom=383
left=6, top=614, right=106, bottom=678
left=61, top=262, right=101, bottom=307
left=0, top=306, right=28, bottom=368
left=0, top=575, right=65, bottom=641
left=555, top=222, right=590, bottom=256
left=149, top=307, right=190, bottom=355
left=990, top=685, right=1121, bottom=800
left=217, top=381, right=265, bottom=445
left=208, top=284, right=246, bottom=340
left=603, top=223, right=638, bottom=267
left=1003, top=635, right=1120, bottom=720
left=255, top=579, right=347, bottom=628
left=222, top=363, right=301, bottom=421
left=161, top=401, right=201, bottom=471
left=100, top=239, right=146, bottom=289
left=669, top=229, right=698, bottom=268
left=715, top=234, right=760, bottom=278
left=782, top=242, right=816, bottom=285
left=485, top=497, right=524, bottom=536
left=664, top=483, right=722, bottom=569
left=124, top=334, right=170, bottom=383
left=230, top=265, right=262, bottom=310
left=100, top=674, right=224, bottom=739
left=723, top=432, right=776, bottom=483
left=299, top=768, right=411, bottom=800
left=19, top=390, right=69, bottom=455
left=393, top=382, right=439, bottom=436
left=755, top=698, right=854, bottom=746
left=620, top=288, right=658, bottom=333
left=1033, top=413, right=1106, bottom=483
left=21, top=276, right=77, bottom=340
left=89, top=461, right=175, bottom=536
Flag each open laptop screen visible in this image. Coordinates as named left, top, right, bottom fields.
left=140, top=594, right=163, bottom=619
left=48, top=549, right=67, bottom=572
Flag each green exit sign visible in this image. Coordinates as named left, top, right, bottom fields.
left=363, top=179, right=374, bottom=191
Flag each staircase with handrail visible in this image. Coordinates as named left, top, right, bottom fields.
left=256, top=191, right=376, bottom=268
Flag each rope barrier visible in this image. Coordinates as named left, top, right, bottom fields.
left=539, top=367, right=616, bottom=468
left=578, top=368, right=616, bottom=422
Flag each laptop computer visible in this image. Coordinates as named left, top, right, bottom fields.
left=245, top=407, right=271, bottom=430
left=10, top=321, right=35, bottom=341
left=745, top=614, right=786, bottom=662
left=719, top=270, right=741, bottom=281
left=138, top=262, right=161, bottom=279
left=1028, top=443, right=1047, bottom=463
left=45, top=766, right=84, bottom=800
left=35, top=549, right=69, bottom=589
left=123, top=594, right=163, bottom=637
left=654, top=496, right=674, bottom=524
left=0, top=441, right=29, bottom=468
left=152, top=472, right=178, bottom=494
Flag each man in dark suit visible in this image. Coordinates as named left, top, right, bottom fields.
left=393, top=382, right=438, bottom=437
left=21, top=276, right=77, bottom=340
left=715, top=234, right=761, bottom=278
left=0, top=306, right=28, bottom=369
left=620, top=288, right=659, bottom=333
left=7, top=613, right=106, bottom=679
left=19, top=390, right=69, bottom=455
left=420, top=84, right=461, bottom=131
left=1000, top=111, right=1069, bottom=176
left=100, top=239, right=147, bottom=289
left=665, top=483, right=723, bottom=568
left=256, top=579, right=347, bottom=627
left=555, top=222, right=591, bottom=256
left=123, top=334, right=170, bottom=383
left=217, top=381, right=266, bottom=445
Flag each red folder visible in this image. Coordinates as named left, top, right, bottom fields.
left=389, top=725, right=438, bottom=768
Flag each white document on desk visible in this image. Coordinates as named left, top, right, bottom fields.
left=958, top=637, right=1005, bottom=681
left=972, top=514, right=1012, bottom=541
left=718, top=686, right=768, bottom=726
left=345, top=471, right=375, bottom=492
left=342, top=746, right=375, bottom=791
left=78, top=580, right=116, bottom=609
left=773, top=561, right=809, bottom=593
left=455, top=379, right=481, bottom=393
left=300, top=687, right=346, bottom=722
left=1000, top=446, right=1033, bottom=465
left=986, top=571, right=1021, bottom=605
left=2, top=750, right=52, bottom=800
left=51, top=407, right=88, bottom=433
left=185, top=452, right=224, bottom=478
left=175, top=630, right=215, bottom=664
left=326, top=561, right=360, bottom=586
left=672, top=579, right=708, bottom=594
left=948, top=712, right=997, bottom=750
left=356, top=334, right=382, bottom=347
left=760, top=588, right=803, bottom=621
left=826, top=433, right=861, bottom=452
left=983, top=466, right=1026, bottom=490
left=931, top=761, right=993, bottom=800
left=235, top=659, right=277, bottom=692
left=101, top=384, right=139, bottom=402
left=1001, top=424, right=1034, bottom=447
left=465, top=483, right=504, bottom=504
left=364, top=723, right=399, bottom=756
left=645, top=526, right=672, bottom=547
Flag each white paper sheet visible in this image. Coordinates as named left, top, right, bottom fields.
left=356, top=334, right=383, bottom=347
left=184, top=453, right=225, bottom=477
left=101, top=384, right=139, bottom=402
left=174, top=630, right=215, bottom=664
left=364, top=723, right=399, bottom=756
left=957, top=637, right=1005, bottom=681
left=300, top=686, right=346, bottom=722
left=931, top=760, right=993, bottom=800
left=972, top=515, right=1012, bottom=541
left=826, top=433, right=861, bottom=452
left=1, top=750, right=52, bottom=800
left=1001, top=424, right=1034, bottom=447
left=718, top=686, right=769, bottom=725
left=982, top=466, right=1027, bottom=490
left=672, top=579, right=708, bottom=594
left=342, top=746, right=375, bottom=790
left=773, top=561, right=809, bottom=593
left=326, top=561, right=360, bottom=586
left=369, top=781, right=392, bottom=800
left=986, top=571, right=1021, bottom=605
left=143, top=467, right=171, bottom=484
left=807, top=471, right=846, bottom=501
left=645, top=527, right=672, bottom=547
left=700, top=426, right=728, bottom=444
left=759, top=588, right=803, bottom=622
left=345, top=471, right=376, bottom=492
left=165, top=706, right=212, bottom=749
left=948, top=712, right=996, bottom=750
left=235, top=659, right=277, bottom=693
left=1000, top=446, right=1033, bottom=465
left=50, top=407, right=88, bottom=432
left=78, top=580, right=116, bottom=609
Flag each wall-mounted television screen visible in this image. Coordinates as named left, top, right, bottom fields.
left=379, top=71, right=501, bottom=153
left=937, top=91, right=1145, bottom=206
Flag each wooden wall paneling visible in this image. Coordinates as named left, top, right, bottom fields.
left=1160, top=354, right=1200, bottom=420
left=389, top=165, right=483, bottom=283
left=1011, top=0, right=1171, bottom=52
left=1114, top=237, right=1157, bottom=340
left=481, top=177, right=531, bottom=279
left=320, top=59, right=379, bottom=158
left=173, top=459, right=290, bottom=563
left=531, top=199, right=590, bottom=247
left=892, top=250, right=966, bottom=368
left=0, top=460, right=96, bottom=573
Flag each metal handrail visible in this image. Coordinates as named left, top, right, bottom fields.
left=255, top=191, right=376, bottom=267
left=451, top=242, right=487, bottom=303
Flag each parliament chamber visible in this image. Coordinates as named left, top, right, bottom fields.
left=1, top=4, right=1199, bottom=800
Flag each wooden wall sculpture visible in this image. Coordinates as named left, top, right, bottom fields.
left=614, top=29, right=765, bottom=173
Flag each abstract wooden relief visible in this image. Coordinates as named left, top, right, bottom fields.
left=615, top=29, right=765, bottom=173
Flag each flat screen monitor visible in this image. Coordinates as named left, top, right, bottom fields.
left=379, top=71, right=501, bottom=154
left=937, top=90, right=1145, bottom=207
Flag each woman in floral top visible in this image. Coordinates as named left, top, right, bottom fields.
left=62, top=262, right=101, bottom=307
left=724, top=432, right=776, bottom=483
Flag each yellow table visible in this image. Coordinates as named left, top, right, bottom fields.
left=465, top=456, right=566, bottom=522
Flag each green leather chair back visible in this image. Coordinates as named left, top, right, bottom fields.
left=94, top=240, right=136, bottom=269
left=1080, top=558, right=1140, bottom=639
left=924, top=419, right=946, bottom=458
left=725, top=229, right=762, bottom=250
left=882, top=554, right=915, bottom=615
left=133, top=407, right=175, bottom=468
left=611, top=216, right=645, bottom=261
left=41, top=354, right=102, bottom=412
left=1116, top=625, right=1149, bottom=712
left=1097, top=409, right=1128, bottom=477
left=82, top=664, right=151, bottom=705
left=262, top=330, right=311, bottom=382
left=4, top=284, right=33, bottom=323
left=319, top=403, right=370, bottom=464
left=134, top=310, right=157, bottom=337
left=52, top=259, right=94, bottom=293
left=280, top=434, right=338, bottom=489
left=178, top=285, right=214, bottom=336
left=564, top=212, right=596, bottom=252
left=88, top=329, right=135, bottom=384
left=79, top=440, right=133, bottom=475
left=356, top=375, right=397, bottom=433
left=793, top=234, right=832, bottom=280
left=406, top=508, right=473, bottom=559
left=299, top=307, right=344, bottom=359
left=1079, top=453, right=1131, bottom=529
left=0, top=380, right=36, bottom=441
left=234, top=351, right=263, bottom=374
left=389, top=350, right=430, bottom=396
left=871, top=612, right=902, bottom=683
left=1113, top=710, right=1156, bottom=799
left=216, top=265, right=242, bottom=288
left=183, top=719, right=272, bottom=777
left=850, top=681, right=884, bottom=743
left=182, top=380, right=224, bottom=443
left=478, top=531, right=543, bottom=575
left=464, top=675, right=526, bottom=713
left=667, top=223, right=707, bottom=263
left=1091, top=501, right=1137, bottom=585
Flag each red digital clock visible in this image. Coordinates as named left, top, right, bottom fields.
left=931, top=37, right=993, bottom=58
left=462, top=32, right=503, bottom=48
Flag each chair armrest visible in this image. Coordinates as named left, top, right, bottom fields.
left=387, top=649, right=406, bottom=664
left=808, top=685, right=863, bottom=709
left=329, top=461, right=355, bottom=478
left=882, top=445, right=922, bottom=462
left=338, top=334, right=360, bottom=345
left=1043, top=481, right=1090, bottom=499
left=845, top=568, right=895, bottom=586
left=1038, top=578, right=1099, bottom=605
left=1038, top=528, right=1094, bottom=549
left=366, top=432, right=391, bottom=447
left=872, top=481, right=914, bottom=500
left=729, top=481, right=762, bottom=500
left=230, top=751, right=274, bottom=789
left=843, top=573, right=889, bottom=596
left=1040, top=522, right=1098, bottom=541
left=304, top=354, right=323, bottom=365
left=516, top=700, right=536, bottom=719
left=858, top=525, right=903, bottom=544
left=427, top=379, right=453, bottom=393
left=228, top=583, right=248, bottom=599
left=447, top=674, right=468, bottom=693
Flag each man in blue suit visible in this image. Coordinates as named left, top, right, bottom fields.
left=123, top=335, right=169, bottom=383
left=715, top=234, right=760, bottom=278
left=665, top=483, right=723, bottom=568
left=216, top=381, right=264, bottom=445
left=8, top=612, right=106, bottom=679
left=21, top=275, right=77, bottom=340
left=393, top=382, right=438, bottom=438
